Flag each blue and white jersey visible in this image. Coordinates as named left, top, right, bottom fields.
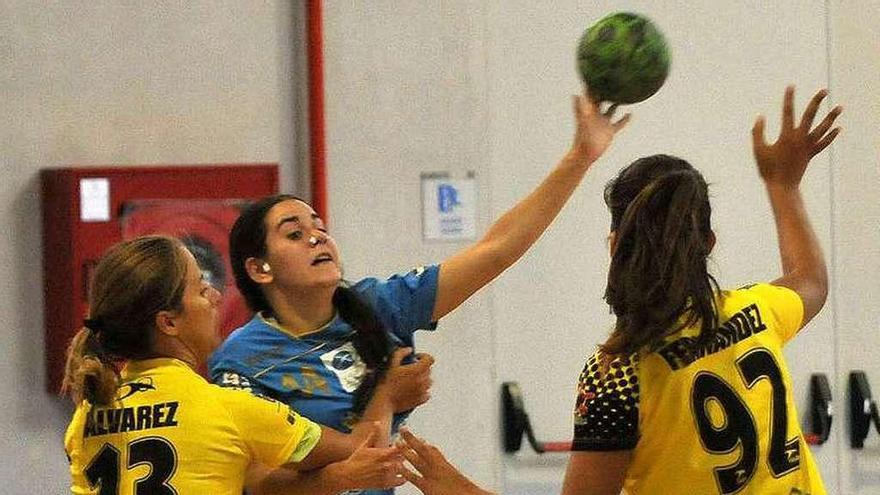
left=208, top=265, right=440, bottom=493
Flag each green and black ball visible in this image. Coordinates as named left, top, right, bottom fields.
left=577, top=12, right=670, bottom=104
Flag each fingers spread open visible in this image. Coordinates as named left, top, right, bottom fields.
left=402, top=466, right=426, bottom=490
left=604, top=103, right=619, bottom=118
left=613, top=113, right=632, bottom=132
left=799, top=88, right=828, bottom=130
left=399, top=428, right=426, bottom=452
left=752, top=115, right=767, bottom=149
left=782, top=85, right=795, bottom=130
left=369, top=445, right=406, bottom=462
left=401, top=445, right=424, bottom=469
left=813, top=127, right=841, bottom=156
left=809, top=105, right=843, bottom=142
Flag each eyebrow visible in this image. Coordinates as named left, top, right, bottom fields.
left=276, top=213, right=322, bottom=230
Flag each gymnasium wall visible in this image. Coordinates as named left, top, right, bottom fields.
left=321, top=2, right=877, bottom=494
left=828, top=1, right=880, bottom=493
left=1, top=1, right=876, bottom=493
left=0, top=1, right=299, bottom=492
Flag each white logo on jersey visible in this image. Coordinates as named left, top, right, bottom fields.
left=319, top=342, right=366, bottom=393
left=220, top=371, right=252, bottom=390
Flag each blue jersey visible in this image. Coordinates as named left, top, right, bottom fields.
left=208, top=265, right=439, bottom=494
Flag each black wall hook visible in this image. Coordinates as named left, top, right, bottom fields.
left=849, top=371, right=880, bottom=449
left=501, top=382, right=571, bottom=454
left=806, top=373, right=832, bottom=445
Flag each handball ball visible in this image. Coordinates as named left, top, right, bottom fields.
left=577, top=12, right=670, bottom=104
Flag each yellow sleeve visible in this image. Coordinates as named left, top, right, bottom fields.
left=743, top=283, right=805, bottom=344
left=218, top=388, right=323, bottom=467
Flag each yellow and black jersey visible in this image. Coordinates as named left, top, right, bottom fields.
left=573, top=283, right=826, bottom=495
left=64, top=358, right=321, bottom=495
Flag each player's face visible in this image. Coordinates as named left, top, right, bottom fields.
left=176, top=250, right=222, bottom=362
left=261, top=199, right=342, bottom=291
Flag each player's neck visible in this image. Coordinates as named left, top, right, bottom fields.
left=267, top=286, right=336, bottom=336
left=152, top=335, right=199, bottom=370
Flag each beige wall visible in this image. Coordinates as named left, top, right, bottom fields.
left=320, top=2, right=873, bottom=494
left=829, top=0, right=880, bottom=492
left=1, top=1, right=299, bottom=491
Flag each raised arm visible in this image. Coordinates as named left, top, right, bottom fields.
left=432, top=94, right=631, bottom=320
left=752, top=86, right=842, bottom=326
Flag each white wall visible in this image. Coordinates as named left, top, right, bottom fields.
left=485, top=1, right=837, bottom=492
left=321, top=2, right=873, bottom=495
left=0, top=1, right=299, bottom=492
left=321, top=1, right=501, bottom=490
left=2, top=1, right=876, bottom=493
left=829, top=0, right=880, bottom=492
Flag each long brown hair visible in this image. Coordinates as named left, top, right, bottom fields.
left=602, top=155, right=720, bottom=357
left=61, top=236, right=189, bottom=405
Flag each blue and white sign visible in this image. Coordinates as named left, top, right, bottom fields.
left=421, top=173, right=476, bottom=241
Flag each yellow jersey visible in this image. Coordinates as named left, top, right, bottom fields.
left=64, top=358, right=321, bottom=495
left=572, top=283, right=826, bottom=495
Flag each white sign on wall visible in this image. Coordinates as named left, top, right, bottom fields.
left=79, top=178, right=111, bottom=222
left=421, top=172, right=476, bottom=241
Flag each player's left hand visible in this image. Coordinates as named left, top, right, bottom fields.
left=752, top=86, right=842, bottom=190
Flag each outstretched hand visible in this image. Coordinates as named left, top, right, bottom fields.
left=569, top=89, right=631, bottom=166
left=752, top=86, right=842, bottom=189
left=397, top=428, right=493, bottom=495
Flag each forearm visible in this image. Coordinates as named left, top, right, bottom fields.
left=351, top=387, right=395, bottom=446
left=432, top=154, right=593, bottom=319
left=481, top=153, right=592, bottom=265
left=766, top=185, right=827, bottom=287
left=247, top=463, right=350, bottom=495
left=296, top=391, right=394, bottom=470
left=765, top=184, right=828, bottom=325
left=293, top=427, right=355, bottom=470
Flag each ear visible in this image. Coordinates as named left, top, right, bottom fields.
left=245, top=257, right=274, bottom=285
left=707, top=230, right=717, bottom=254
left=155, top=310, right=180, bottom=337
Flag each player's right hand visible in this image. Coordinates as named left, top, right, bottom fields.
left=380, top=347, right=435, bottom=413
left=568, top=88, right=631, bottom=167
left=398, top=428, right=493, bottom=495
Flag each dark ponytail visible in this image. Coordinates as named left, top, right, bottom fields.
left=602, top=155, right=720, bottom=357
left=230, top=195, right=394, bottom=413
left=333, top=285, right=393, bottom=414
